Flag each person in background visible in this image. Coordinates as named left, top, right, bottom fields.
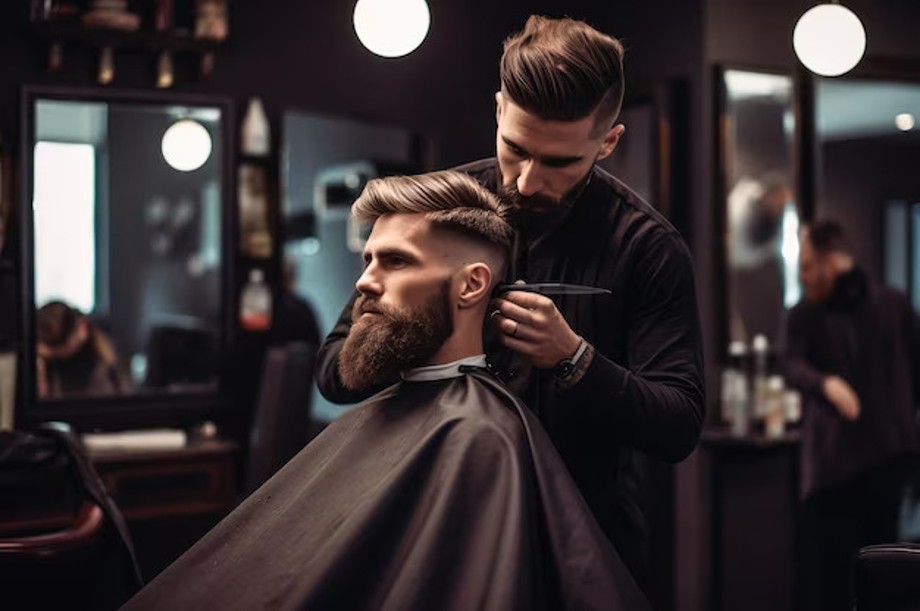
left=119, top=171, right=649, bottom=611
left=271, top=255, right=321, bottom=348
left=783, top=219, right=920, bottom=611
left=315, top=14, right=705, bottom=597
left=36, top=300, right=129, bottom=398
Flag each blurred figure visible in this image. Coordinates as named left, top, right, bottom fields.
left=36, top=301, right=129, bottom=398
left=783, top=220, right=920, bottom=611
left=272, top=256, right=320, bottom=348
left=727, top=172, right=797, bottom=342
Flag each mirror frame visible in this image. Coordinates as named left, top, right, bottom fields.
left=18, top=85, right=236, bottom=431
left=714, top=64, right=804, bottom=362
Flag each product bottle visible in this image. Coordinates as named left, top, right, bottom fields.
left=241, top=98, right=270, bottom=157
left=240, top=269, right=272, bottom=331
left=763, top=375, right=787, bottom=438
left=751, top=334, right=769, bottom=421
left=722, top=341, right=750, bottom=436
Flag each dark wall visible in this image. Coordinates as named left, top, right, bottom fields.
left=819, top=133, right=920, bottom=284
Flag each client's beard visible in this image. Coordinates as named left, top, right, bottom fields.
left=338, top=282, right=453, bottom=392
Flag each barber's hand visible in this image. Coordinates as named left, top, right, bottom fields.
left=822, top=375, right=861, bottom=421
left=490, top=283, right=581, bottom=370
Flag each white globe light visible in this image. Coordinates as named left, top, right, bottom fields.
left=353, top=0, right=430, bottom=58
left=161, top=119, right=212, bottom=172
left=793, top=4, right=866, bottom=77
left=895, top=113, right=916, bottom=131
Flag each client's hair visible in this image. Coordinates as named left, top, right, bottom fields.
left=352, top=170, right=513, bottom=279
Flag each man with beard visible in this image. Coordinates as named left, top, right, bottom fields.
left=784, top=220, right=919, bottom=611
left=120, top=171, right=649, bottom=611
left=316, top=15, right=705, bottom=598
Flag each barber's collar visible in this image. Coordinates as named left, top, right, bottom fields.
left=401, top=355, right=487, bottom=381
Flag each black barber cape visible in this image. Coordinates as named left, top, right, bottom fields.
left=120, top=368, right=648, bottom=611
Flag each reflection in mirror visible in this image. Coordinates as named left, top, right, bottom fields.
left=722, top=69, right=800, bottom=348
left=31, top=97, right=224, bottom=401
left=815, top=78, right=920, bottom=311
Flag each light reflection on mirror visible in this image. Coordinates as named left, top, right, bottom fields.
left=32, top=98, right=224, bottom=401
left=723, top=69, right=800, bottom=348
left=815, top=78, right=920, bottom=313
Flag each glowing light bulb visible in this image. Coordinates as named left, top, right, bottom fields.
left=793, top=3, right=866, bottom=77
left=353, top=0, right=430, bottom=58
left=895, top=113, right=915, bottom=131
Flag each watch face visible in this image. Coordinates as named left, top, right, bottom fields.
left=555, top=360, right=575, bottom=378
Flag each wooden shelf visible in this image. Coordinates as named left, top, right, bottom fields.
left=32, top=21, right=225, bottom=54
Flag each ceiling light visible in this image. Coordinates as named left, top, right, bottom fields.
left=353, top=0, right=430, bottom=58
left=793, top=3, right=866, bottom=77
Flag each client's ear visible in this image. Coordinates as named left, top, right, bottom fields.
left=457, top=262, right=493, bottom=309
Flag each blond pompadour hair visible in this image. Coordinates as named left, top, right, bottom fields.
left=352, top=171, right=513, bottom=276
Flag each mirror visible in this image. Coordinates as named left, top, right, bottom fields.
left=814, top=76, right=920, bottom=310
left=24, top=88, right=230, bottom=405
left=720, top=68, right=800, bottom=349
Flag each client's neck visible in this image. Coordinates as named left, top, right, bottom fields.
left=426, top=314, right=485, bottom=366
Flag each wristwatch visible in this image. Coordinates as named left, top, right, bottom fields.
left=553, top=337, right=588, bottom=382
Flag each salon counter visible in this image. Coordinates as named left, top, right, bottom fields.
left=702, top=426, right=802, bottom=611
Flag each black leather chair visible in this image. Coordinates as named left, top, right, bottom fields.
left=854, top=543, right=920, bottom=611
left=244, top=342, right=317, bottom=495
left=144, top=322, right=218, bottom=389
left=0, top=426, right=143, bottom=610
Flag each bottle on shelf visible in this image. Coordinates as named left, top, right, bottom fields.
left=240, top=269, right=272, bottom=331
left=763, top=375, right=787, bottom=438
left=722, top=340, right=750, bottom=436
left=241, top=98, right=270, bottom=157
left=155, top=0, right=173, bottom=32
left=238, top=163, right=273, bottom=258
left=751, top=333, right=770, bottom=422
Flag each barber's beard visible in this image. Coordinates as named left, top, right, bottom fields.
left=499, top=169, right=593, bottom=236
left=338, top=282, right=454, bottom=392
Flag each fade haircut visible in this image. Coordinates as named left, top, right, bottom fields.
left=352, top=171, right=513, bottom=280
left=805, top=220, right=851, bottom=257
left=500, top=15, right=626, bottom=137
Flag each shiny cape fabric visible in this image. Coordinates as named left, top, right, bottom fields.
left=120, top=370, right=649, bottom=611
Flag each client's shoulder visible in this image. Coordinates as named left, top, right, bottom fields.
left=438, top=373, right=529, bottom=451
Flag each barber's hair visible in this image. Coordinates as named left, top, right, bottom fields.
left=805, top=220, right=851, bottom=256
left=500, top=15, right=625, bottom=135
left=352, top=171, right=513, bottom=276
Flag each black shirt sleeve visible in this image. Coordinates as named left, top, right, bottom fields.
left=781, top=303, right=826, bottom=398
left=567, top=231, right=705, bottom=462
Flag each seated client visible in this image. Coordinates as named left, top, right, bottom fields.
left=120, top=170, right=648, bottom=611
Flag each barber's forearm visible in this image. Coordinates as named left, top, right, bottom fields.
left=566, top=351, right=704, bottom=462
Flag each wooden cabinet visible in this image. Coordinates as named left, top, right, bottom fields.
left=89, top=439, right=240, bottom=579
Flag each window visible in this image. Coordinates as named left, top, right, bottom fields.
left=33, top=141, right=96, bottom=313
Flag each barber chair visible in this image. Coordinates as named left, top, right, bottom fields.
left=244, top=342, right=317, bottom=495
left=144, top=322, right=218, bottom=388
left=854, top=543, right=920, bottom=611
left=0, top=426, right=143, bottom=610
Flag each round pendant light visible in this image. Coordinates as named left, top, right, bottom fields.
left=161, top=119, right=212, bottom=172
left=353, top=0, right=430, bottom=58
left=793, top=3, right=866, bottom=77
